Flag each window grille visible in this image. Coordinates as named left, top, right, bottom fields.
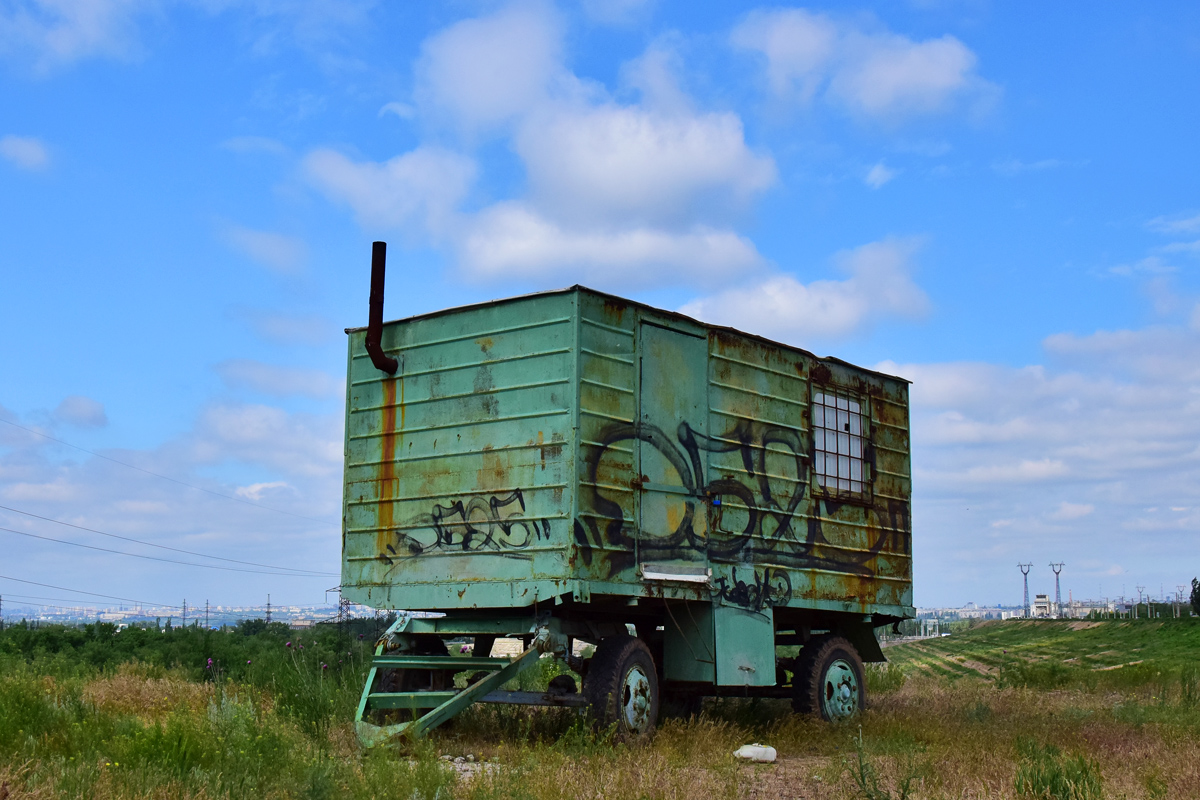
left=812, top=388, right=869, bottom=497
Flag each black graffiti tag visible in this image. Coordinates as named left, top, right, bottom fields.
left=575, top=419, right=894, bottom=576
left=383, top=489, right=548, bottom=562
left=713, top=567, right=793, bottom=612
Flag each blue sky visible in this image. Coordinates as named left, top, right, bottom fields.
left=2, top=0, right=1199, bottom=612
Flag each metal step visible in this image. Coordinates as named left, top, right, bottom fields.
left=367, top=689, right=588, bottom=710
left=356, top=641, right=548, bottom=746
left=370, top=655, right=512, bottom=670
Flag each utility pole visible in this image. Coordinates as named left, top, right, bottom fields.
left=205, top=600, right=210, bottom=629
left=0, top=595, right=4, bottom=631
left=265, top=594, right=272, bottom=624
left=1050, top=563, right=1064, bottom=618
left=1136, top=586, right=1145, bottom=620
left=1018, top=563, right=1032, bottom=617
left=182, top=600, right=187, bottom=628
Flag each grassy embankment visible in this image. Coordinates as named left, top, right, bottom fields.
left=1, top=618, right=1198, bottom=799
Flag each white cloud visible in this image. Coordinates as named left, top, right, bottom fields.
left=378, top=101, right=415, bottom=119
left=516, top=103, right=775, bottom=228
left=53, top=395, right=107, bottom=428
left=1146, top=212, right=1200, bottom=235
left=414, top=0, right=563, bottom=130
left=678, top=237, right=929, bottom=342
left=731, top=8, right=994, bottom=121
left=879, top=317, right=1200, bottom=604
left=458, top=202, right=762, bottom=287
left=216, top=359, right=341, bottom=398
left=731, top=8, right=836, bottom=102
left=1158, top=239, right=1200, bottom=257
left=221, top=225, right=307, bottom=274
left=310, top=14, right=774, bottom=289
left=302, top=146, right=475, bottom=236
left=189, top=403, right=342, bottom=479
left=959, top=458, right=1069, bottom=484
left=234, top=480, right=292, bottom=501
left=1049, top=502, right=1095, bottom=521
left=0, top=399, right=344, bottom=604
left=865, top=161, right=897, bottom=188
left=0, top=0, right=151, bottom=71
left=0, top=134, right=50, bottom=169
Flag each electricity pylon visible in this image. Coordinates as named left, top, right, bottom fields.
left=1050, top=563, right=1064, bottom=618
left=1019, top=563, right=1032, bottom=617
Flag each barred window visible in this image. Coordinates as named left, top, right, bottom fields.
left=813, top=388, right=869, bottom=496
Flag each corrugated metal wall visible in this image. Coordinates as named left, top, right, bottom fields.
left=341, top=294, right=575, bottom=608
left=341, top=288, right=911, bottom=616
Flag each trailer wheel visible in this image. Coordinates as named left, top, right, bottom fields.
left=584, top=634, right=659, bottom=738
left=791, top=635, right=864, bottom=721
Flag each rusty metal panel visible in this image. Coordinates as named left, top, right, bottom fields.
left=341, top=292, right=576, bottom=610
left=636, top=322, right=709, bottom=575
left=341, top=286, right=912, bottom=619
left=573, top=292, right=639, bottom=584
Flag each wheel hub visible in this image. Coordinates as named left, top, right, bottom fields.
left=821, top=658, right=860, bottom=720
left=621, top=665, right=653, bottom=733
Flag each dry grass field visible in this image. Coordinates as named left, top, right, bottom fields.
left=1, top=618, right=1197, bottom=799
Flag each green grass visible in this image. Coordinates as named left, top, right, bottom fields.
left=886, top=618, right=1200, bottom=694
left=2, top=617, right=1199, bottom=799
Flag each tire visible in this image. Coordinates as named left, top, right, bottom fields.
left=583, top=634, right=660, bottom=738
left=791, top=635, right=864, bottom=721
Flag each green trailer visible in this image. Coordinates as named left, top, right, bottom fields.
left=344, top=243, right=913, bottom=745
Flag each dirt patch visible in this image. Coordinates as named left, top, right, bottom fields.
left=83, top=673, right=212, bottom=719
left=742, top=756, right=833, bottom=800
left=1095, top=660, right=1143, bottom=671
left=957, top=658, right=997, bottom=676
left=1067, top=621, right=1104, bottom=631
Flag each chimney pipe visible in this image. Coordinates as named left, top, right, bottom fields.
left=365, top=241, right=398, bottom=374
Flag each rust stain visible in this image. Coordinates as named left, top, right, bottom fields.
left=377, top=377, right=399, bottom=559
left=478, top=446, right=511, bottom=490
left=602, top=298, right=628, bottom=323
left=476, top=336, right=494, bottom=353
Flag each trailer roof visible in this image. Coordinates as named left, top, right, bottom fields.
left=346, top=284, right=911, bottom=385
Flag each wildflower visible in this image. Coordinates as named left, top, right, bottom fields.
left=322, top=663, right=328, bottom=670
left=206, top=658, right=213, bottom=669
left=358, top=633, right=364, bottom=640
left=286, top=641, right=292, bottom=647
left=247, top=660, right=252, bottom=665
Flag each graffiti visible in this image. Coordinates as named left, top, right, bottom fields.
left=382, top=489, right=549, bottom=563
left=574, top=418, right=903, bottom=578
left=713, top=567, right=793, bottom=612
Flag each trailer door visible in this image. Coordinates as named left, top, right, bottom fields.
left=636, top=322, right=710, bottom=580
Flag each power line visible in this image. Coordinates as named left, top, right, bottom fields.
left=0, top=524, right=334, bottom=577
left=0, top=504, right=335, bottom=576
left=0, top=573, right=180, bottom=608
left=1, top=599, right=117, bottom=613
left=0, top=417, right=337, bottom=526
left=1, top=592, right=132, bottom=605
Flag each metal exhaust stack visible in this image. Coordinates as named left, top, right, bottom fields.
left=365, top=241, right=398, bottom=374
